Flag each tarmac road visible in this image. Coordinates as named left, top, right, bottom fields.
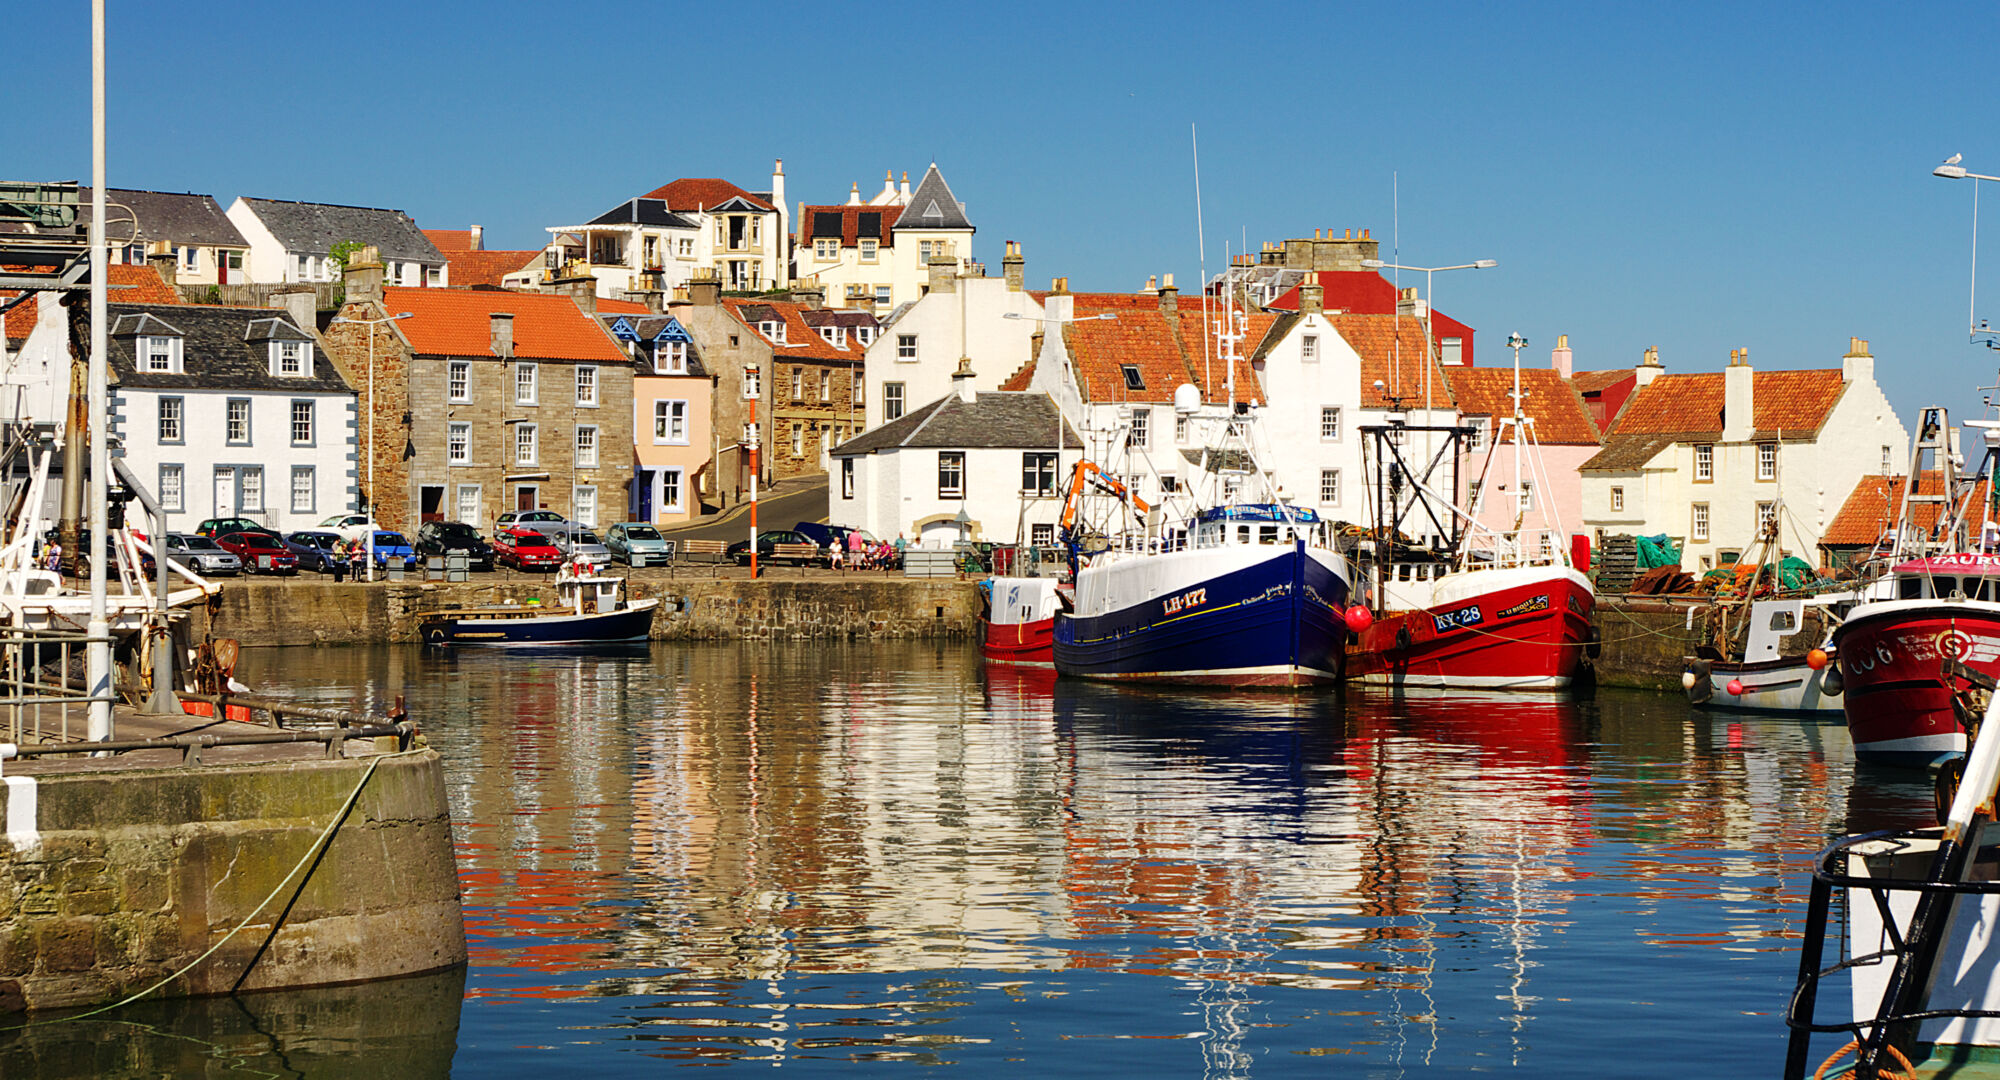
left=658, top=473, right=829, bottom=544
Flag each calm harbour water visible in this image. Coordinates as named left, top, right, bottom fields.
left=0, top=641, right=1942, bottom=1077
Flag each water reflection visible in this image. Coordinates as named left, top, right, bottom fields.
left=178, top=644, right=1882, bottom=1074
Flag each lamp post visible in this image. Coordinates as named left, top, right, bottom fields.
left=330, top=310, right=414, bottom=581
left=1933, top=157, right=2000, bottom=347
left=1359, top=257, right=1496, bottom=417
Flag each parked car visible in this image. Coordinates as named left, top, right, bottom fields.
left=727, top=530, right=824, bottom=567
left=568, top=530, right=612, bottom=570
left=414, top=521, right=495, bottom=572
left=493, top=510, right=578, bottom=547
left=283, top=530, right=349, bottom=573
left=162, top=532, right=241, bottom=576
left=196, top=517, right=278, bottom=540
left=362, top=530, right=416, bottom=570
left=605, top=522, right=672, bottom=567
left=492, top=528, right=564, bottom=572
left=316, top=513, right=377, bottom=543
left=215, top=531, right=299, bottom=575
left=793, top=521, right=883, bottom=562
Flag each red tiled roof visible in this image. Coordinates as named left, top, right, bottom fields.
left=721, top=297, right=866, bottom=362
left=424, top=229, right=474, bottom=251
left=440, top=249, right=541, bottom=288
left=797, top=204, right=903, bottom=247
left=109, top=263, right=182, bottom=304
left=1448, top=367, right=1601, bottom=445
left=2, top=294, right=36, bottom=341
left=1570, top=368, right=1633, bottom=395
left=641, top=178, right=774, bottom=213
left=1608, top=369, right=1847, bottom=438
left=595, top=297, right=651, bottom=315
left=998, top=358, right=1037, bottom=392
left=1822, top=471, right=1987, bottom=547
left=1268, top=270, right=1477, bottom=364
left=1056, top=294, right=1269, bottom=404
left=384, top=287, right=624, bottom=362
left=1324, top=313, right=1454, bottom=409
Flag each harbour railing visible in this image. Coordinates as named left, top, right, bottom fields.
left=0, top=626, right=117, bottom=746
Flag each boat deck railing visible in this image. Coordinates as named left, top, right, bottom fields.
left=1458, top=528, right=1570, bottom=573
left=0, top=625, right=117, bottom=745
left=1783, top=828, right=2000, bottom=1079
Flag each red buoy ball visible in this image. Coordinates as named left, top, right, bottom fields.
left=1806, top=648, right=1829, bottom=671
left=1726, top=679, right=1745, bottom=696
left=1344, top=606, right=1374, bottom=633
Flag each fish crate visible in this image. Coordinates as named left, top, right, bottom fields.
left=1596, top=533, right=1639, bottom=593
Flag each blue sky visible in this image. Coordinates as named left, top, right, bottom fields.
left=14, top=1, right=2000, bottom=424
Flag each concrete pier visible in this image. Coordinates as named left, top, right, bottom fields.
left=0, top=709, right=464, bottom=1012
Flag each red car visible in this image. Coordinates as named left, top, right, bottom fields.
left=493, top=528, right=563, bottom=572
left=215, top=531, right=298, bottom=575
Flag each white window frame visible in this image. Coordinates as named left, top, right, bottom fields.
left=1128, top=408, right=1150, bottom=450
left=859, top=238, right=878, bottom=262
left=896, top=334, right=917, bottom=361
left=447, top=422, right=470, bottom=464
left=515, top=362, right=538, bottom=405
left=271, top=339, right=309, bottom=377
left=1692, top=502, right=1710, bottom=542
left=290, top=466, right=315, bottom=514
left=819, top=369, right=833, bottom=403
left=448, top=361, right=470, bottom=402
left=159, top=463, right=184, bottom=513
left=884, top=382, right=905, bottom=421
left=158, top=396, right=183, bottom=443
left=576, top=365, right=598, bottom=408
left=791, top=367, right=804, bottom=401
left=814, top=238, right=838, bottom=260
left=1320, top=406, right=1341, bottom=442
left=142, top=336, right=181, bottom=373
left=1518, top=479, right=1535, bottom=513
left=572, top=485, right=598, bottom=528
left=660, top=469, right=683, bottom=512
left=1757, top=441, right=1777, bottom=481
left=1301, top=334, right=1318, bottom=360
left=743, top=367, right=761, bottom=400
left=575, top=424, right=598, bottom=468
left=1694, top=444, right=1714, bottom=482
left=1319, top=468, right=1340, bottom=507
left=938, top=451, right=965, bottom=499
left=290, top=400, right=314, bottom=446
left=656, top=341, right=687, bottom=374
left=456, top=484, right=480, bottom=525
left=761, top=320, right=786, bottom=345
left=515, top=423, right=538, bottom=466
left=841, top=458, right=856, bottom=500
left=226, top=398, right=251, bottom=445
left=240, top=466, right=264, bottom=514
left=655, top=399, right=688, bottom=444
left=1611, top=486, right=1625, bottom=513
left=791, top=421, right=804, bottom=457
left=1022, top=452, right=1057, bottom=496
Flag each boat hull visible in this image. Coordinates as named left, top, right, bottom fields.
left=982, top=617, right=1055, bottom=666
left=1053, top=542, right=1351, bottom=688
left=1685, top=654, right=1843, bottom=713
left=1346, top=570, right=1594, bottom=691
left=980, top=577, right=1061, bottom=666
left=420, top=598, right=659, bottom=647
left=1832, top=601, right=2000, bottom=767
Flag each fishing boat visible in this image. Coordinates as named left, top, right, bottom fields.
left=1684, top=597, right=1846, bottom=713
left=1830, top=407, right=2000, bottom=767
left=1344, top=334, right=1596, bottom=691
left=418, top=565, right=658, bottom=647
left=978, top=576, right=1064, bottom=666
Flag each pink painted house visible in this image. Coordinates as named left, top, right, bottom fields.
left=1449, top=341, right=1602, bottom=560
left=602, top=313, right=713, bottom=525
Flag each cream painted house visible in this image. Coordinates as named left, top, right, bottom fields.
left=796, top=164, right=975, bottom=312
left=1579, top=339, right=1908, bottom=570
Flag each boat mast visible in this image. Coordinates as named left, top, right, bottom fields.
left=87, top=0, right=112, bottom=742
left=1507, top=332, right=1528, bottom=556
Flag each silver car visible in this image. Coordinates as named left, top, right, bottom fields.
left=164, top=532, right=242, bottom=576
left=568, top=531, right=612, bottom=570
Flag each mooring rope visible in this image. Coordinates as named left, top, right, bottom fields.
left=1812, top=1038, right=1917, bottom=1079
left=0, top=745, right=422, bottom=1032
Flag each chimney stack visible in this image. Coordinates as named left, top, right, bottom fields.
left=1551, top=333, right=1573, bottom=378
left=1723, top=346, right=1753, bottom=443
left=1299, top=278, right=1324, bottom=316
left=552, top=269, right=597, bottom=315
left=952, top=356, right=977, bottom=404
left=1158, top=273, right=1178, bottom=314
left=146, top=241, right=177, bottom=288
left=689, top=269, right=720, bottom=307
left=1843, top=335, right=1874, bottom=385
left=1002, top=240, right=1024, bottom=292
left=342, top=244, right=385, bottom=306
left=470, top=225, right=484, bottom=251
left=271, top=288, right=316, bottom=335
left=1635, top=345, right=1664, bottom=387
left=790, top=281, right=825, bottom=310
left=900, top=171, right=911, bottom=200
left=1052, top=276, right=1069, bottom=295
left=928, top=254, right=956, bottom=295
left=847, top=183, right=861, bottom=206
left=490, top=312, right=515, bottom=359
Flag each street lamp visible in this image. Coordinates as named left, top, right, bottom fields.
left=1360, top=257, right=1497, bottom=416
left=329, top=310, right=414, bottom=581
left=1932, top=155, right=2000, bottom=347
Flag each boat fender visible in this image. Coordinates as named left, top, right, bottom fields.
left=1395, top=625, right=1413, bottom=650
left=1822, top=665, right=1843, bottom=697
left=1726, top=678, right=1745, bottom=697
left=1586, top=625, right=1602, bottom=659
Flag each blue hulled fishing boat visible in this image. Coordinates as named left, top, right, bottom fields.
left=418, top=568, right=658, bottom=647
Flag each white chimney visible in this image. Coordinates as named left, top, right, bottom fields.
left=469, top=225, right=484, bottom=251
left=900, top=171, right=911, bottom=200
left=878, top=171, right=897, bottom=204
left=847, top=183, right=862, bottom=206
left=1722, top=347, right=1753, bottom=443
left=1635, top=346, right=1665, bottom=387
left=1551, top=333, right=1573, bottom=378
left=952, top=357, right=977, bottom=404
left=1843, top=336, right=1873, bottom=385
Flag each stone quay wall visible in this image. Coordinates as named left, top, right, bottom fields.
left=203, top=577, right=982, bottom=646
left=1589, top=597, right=1838, bottom=692
left=0, top=750, right=464, bottom=1012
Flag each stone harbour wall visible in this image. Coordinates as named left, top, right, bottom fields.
left=203, top=577, right=982, bottom=646
left=1589, top=597, right=1838, bottom=692
left=0, top=750, right=464, bottom=1012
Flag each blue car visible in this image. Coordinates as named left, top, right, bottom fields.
left=283, top=530, right=349, bottom=573
left=365, top=530, right=416, bottom=569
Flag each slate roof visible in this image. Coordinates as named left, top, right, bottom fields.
left=1579, top=434, right=1678, bottom=472
left=440, top=249, right=542, bottom=288
left=104, top=302, right=350, bottom=393
left=1448, top=367, right=1601, bottom=445
left=581, top=198, right=698, bottom=230
left=721, top=298, right=872, bottom=361
left=892, top=164, right=973, bottom=232
left=1821, top=471, right=1984, bottom=547
left=1607, top=369, right=1848, bottom=440
left=640, top=179, right=775, bottom=213
left=834, top=391, right=1078, bottom=455
left=800, top=205, right=902, bottom=247
left=78, top=188, right=247, bottom=249
left=385, top=287, right=625, bottom=362
left=597, top=314, right=711, bottom=379
left=236, top=198, right=446, bottom=263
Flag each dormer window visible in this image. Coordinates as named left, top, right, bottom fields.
left=760, top=320, right=786, bottom=345
left=855, top=326, right=875, bottom=346
left=141, top=335, right=182, bottom=373
left=270, top=339, right=310, bottom=377
left=655, top=341, right=688, bottom=375
left=819, top=326, right=841, bottom=347
left=1121, top=365, right=1145, bottom=391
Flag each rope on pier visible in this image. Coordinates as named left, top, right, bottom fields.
left=0, top=746, right=423, bottom=1031
left=1812, top=1039, right=1916, bottom=1079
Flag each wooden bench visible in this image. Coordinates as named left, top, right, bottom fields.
left=769, top=542, right=822, bottom=572
left=672, top=538, right=726, bottom=577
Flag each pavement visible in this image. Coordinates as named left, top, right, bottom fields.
left=659, top=473, right=829, bottom=543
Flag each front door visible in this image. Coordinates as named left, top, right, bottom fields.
left=636, top=471, right=653, bottom=523
left=213, top=468, right=235, bottom=517
left=516, top=485, right=538, bottom=512
left=419, top=485, right=444, bottom=524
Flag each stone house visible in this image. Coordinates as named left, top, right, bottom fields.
left=95, top=301, right=355, bottom=533
left=226, top=197, right=448, bottom=287
left=1579, top=339, right=1909, bottom=571
left=321, top=251, right=632, bottom=534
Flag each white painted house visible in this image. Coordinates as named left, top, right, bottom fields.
left=831, top=367, right=1082, bottom=548
left=1579, top=339, right=1908, bottom=570
left=105, top=303, right=357, bottom=533
left=226, top=197, right=447, bottom=287
left=863, top=261, right=1043, bottom=430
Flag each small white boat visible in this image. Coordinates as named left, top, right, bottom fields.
left=1683, top=597, right=1856, bottom=714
